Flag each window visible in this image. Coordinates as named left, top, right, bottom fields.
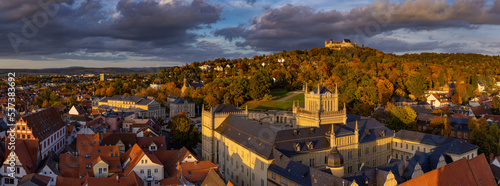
left=140, top=169, right=144, bottom=174
left=406, top=144, right=408, bottom=149
left=423, top=148, right=426, bottom=153
left=412, top=145, right=414, bottom=151
left=395, top=142, right=397, bottom=147
left=396, top=154, right=398, bottom=159
left=271, top=172, right=276, bottom=179
left=281, top=177, right=288, bottom=186
left=261, top=179, right=264, bottom=186
left=400, top=143, right=402, bottom=148
left=325, top=156, right=328, bottom=164
left=4, top=178, right=14, bottom=184
left=348, top=166, right=352, bottom=173
left=155, top=169, right=158, bottom=173
left=387, top=143, right=391, bottom=150
left=98, top=149, right=101, bottom=153
left=348, top=151, right=352, bottom=158
left=260, top=162, right=264, bottom=170
left=417, top=147, right=420, bottom=151
left=241, top=165, right=244, bottom=173
left=145, top=160, right=148, bottom=164
left=373, top=146, right=376, bottom=153
left=365, top=147, right=369, bottom=154
left=86, top=165, right=91, bottom=169
left=86, top=154, right=90, bottom=159
left=464, top=133, right=468, bottom=139
left=309, top=158, right=315, bottom=167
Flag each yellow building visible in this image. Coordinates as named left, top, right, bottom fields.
left=93, top=95, right=165, bottom=119
left=201, top=84, right=478, bottom=186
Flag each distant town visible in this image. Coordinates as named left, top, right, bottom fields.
left=1, top=44, right=500, bottom=186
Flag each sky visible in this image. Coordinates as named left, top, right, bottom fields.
left=0, top=0, right=499, bottom=69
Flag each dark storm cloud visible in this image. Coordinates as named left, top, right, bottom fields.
left=0, top=0, right=224, bottom=62
left=215, top=0, right=500, bottom=52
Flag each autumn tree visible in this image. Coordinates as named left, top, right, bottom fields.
left=451, top=93, right=462, bottom=105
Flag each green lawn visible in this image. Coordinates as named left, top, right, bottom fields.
left=269, top=89, right=292, bottom=100
left=242, top=93, right=304, bottom=111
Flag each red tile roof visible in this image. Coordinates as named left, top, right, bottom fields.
left=471, top=106, right=488, bottom=116
left=179, top=161, right=218, bottom=182
left=136, top=136, right=167, bottom=152
left=400, top=154, right=496, bottom=186
left=18, top=107, right=66, bottom=141
left=5, top=139, right=39, bottom=174
left=120, top=144, right=162, bottom=176
left=468, top=154, right=497, bottom=186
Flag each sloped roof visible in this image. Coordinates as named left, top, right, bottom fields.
left=179, top=161, right=218, bottom=182
left=100, top=133, right=137, bottom=150
left=468, top=154, right=496, bottom=186
left=394, top=130, right=478, bottom=154
left=400, top=154, right=495, bottom=186
left=200, top=168, right=226, bottom=186
left=19, top=173, right=51, bottom=186
left=212, top=104, right=241, bottom=113
left=6, top=139, right=39, bottom=174
left=171, top=98, right=194, bottom=104
left=120, top=144, right=162, bottom=176
left=269, top=149, right=351, bottom=186
left=311, top=84, right=333, bottom=94
left=470, top=106, right=487, bottom=116
left=136, top=136, right=167, bottom=152
left=216, top=115, right=277, bottom=159
left=35, top=151, right=60, bottom=175
left=20, top=107, right=66, bottom=141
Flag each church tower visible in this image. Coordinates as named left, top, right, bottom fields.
left=181, top=74, right=189, bottom=97
left=293, top=83, right=347, bottom=128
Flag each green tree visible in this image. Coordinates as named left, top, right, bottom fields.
left=249, top=70, right=272, bottom=100
left=406, top=73, right=427, bottom=99
left=169, top=113, right=199, bottom=150
left=386, top=106, right=417, bottom=131
left=493, top=96, right=500, bottom=114
left=438, top=70, right=445, bottom=87
left=468, top=118, right=500, bottom=157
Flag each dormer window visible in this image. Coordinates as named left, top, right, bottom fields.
left=307, top=142, right=314, bottom=150
left=294, top=143, right=301, bottom=151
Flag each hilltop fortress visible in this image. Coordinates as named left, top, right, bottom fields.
left=325, top=38, right=356, bottom=50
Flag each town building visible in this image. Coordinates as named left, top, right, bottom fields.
left=93, top=95, right=166, bottom=119
left=15, top=107, right=67, bottom=158
left=170, top=98, right=195, bottom=118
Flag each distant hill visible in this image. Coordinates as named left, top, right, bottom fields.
left=0, top=66, right=171, bottom=76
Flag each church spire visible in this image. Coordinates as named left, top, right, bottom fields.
left=355, top=120, right=358, bottom=132
left=335, top=83, right=338, bottom=94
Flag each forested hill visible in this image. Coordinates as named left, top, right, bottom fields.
left=21, top=46, right=500, bottom=116
left=152, top=47, right=498, bottom=113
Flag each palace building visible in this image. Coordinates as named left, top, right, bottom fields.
left=93, top=95, right=166, bottom=119
left=201, top=84, right=478, bottom=186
